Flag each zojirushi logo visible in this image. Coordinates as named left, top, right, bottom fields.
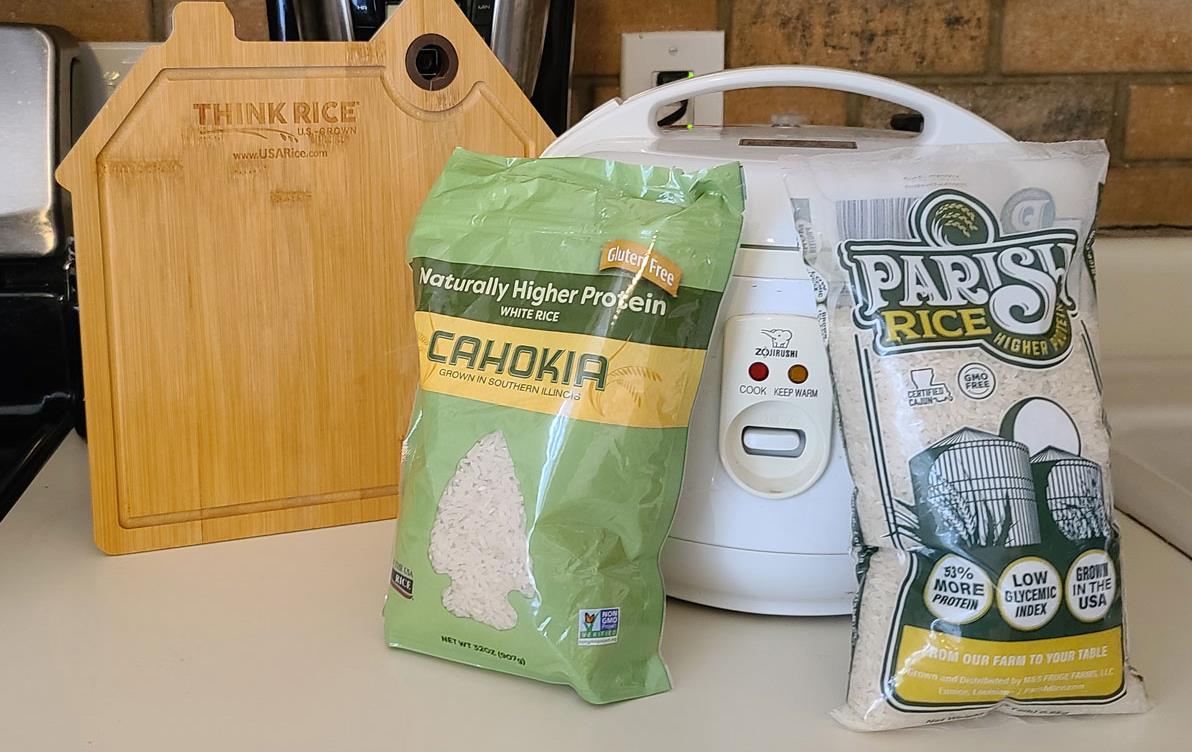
left=839, top=190, right=1079, bottom=366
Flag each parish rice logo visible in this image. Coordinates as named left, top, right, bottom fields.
left=839, top=190, right=1080, bottom=367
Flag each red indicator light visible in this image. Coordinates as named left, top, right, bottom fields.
left=748, top=362, right=769, bottom=381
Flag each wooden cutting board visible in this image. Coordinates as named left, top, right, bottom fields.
left=56, top=0, right=554, bottom=554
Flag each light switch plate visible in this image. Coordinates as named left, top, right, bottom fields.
left=620, top=31, right=724, bottom=126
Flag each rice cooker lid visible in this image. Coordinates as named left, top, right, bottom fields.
left=546, top=67, right=1009, bottom=250
left=556, top=122, right=917, bottom=249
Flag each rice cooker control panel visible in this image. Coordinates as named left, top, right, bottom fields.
left=719, top=313, right=833, bottom=499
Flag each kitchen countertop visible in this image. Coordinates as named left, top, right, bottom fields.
left=1104, top=358, right=1192, bottom=556
left=2, top=436, right=1190, bottom=751
left=1097, top=237, right=1192, bottom=556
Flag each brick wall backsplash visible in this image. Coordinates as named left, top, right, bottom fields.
left=573, top=1, right=719, bottom=76
left=574, top=0, right=1192, bottom=230
left=6, top=0, right=1190, bottom=229
left=1000, top=0, right=1192, bottom=74
left=2, top=0, right=155, bottom=41
left=728, top=0, right=991, bottom=74
left=2, top=0, right=268, bottom=41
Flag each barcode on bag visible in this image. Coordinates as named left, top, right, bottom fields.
left=835, top=198, right=917, bottom=241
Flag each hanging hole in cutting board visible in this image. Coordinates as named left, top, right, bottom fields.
left=405, top=33, right=458, bottom=91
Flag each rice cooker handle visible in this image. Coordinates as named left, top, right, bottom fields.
left=587, top=66, right=1009, bottom=145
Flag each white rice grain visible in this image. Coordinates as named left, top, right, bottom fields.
left=428, top=431, right=537, bottom=630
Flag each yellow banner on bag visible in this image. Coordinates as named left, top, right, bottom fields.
left=414, top=312, right=705, bottom=429
left=892, top=625, right=1125, bottom=705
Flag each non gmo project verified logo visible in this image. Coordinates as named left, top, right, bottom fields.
left=578, top=607, right=619, bottom=646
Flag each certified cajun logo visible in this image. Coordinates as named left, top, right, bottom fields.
left=838, top=190, right=1079, bottom=367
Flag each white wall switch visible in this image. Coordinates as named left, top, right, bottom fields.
left=620, top=31, right=724, bottom=126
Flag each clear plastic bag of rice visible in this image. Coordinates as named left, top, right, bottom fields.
left=383, top=149, right=744, bottom=703
left=782, top=141, right=1147, bottom=730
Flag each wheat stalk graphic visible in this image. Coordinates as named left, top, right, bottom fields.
left=932, top=201, right=981, bottom=241
left=591, top=365, right=663, bottom=416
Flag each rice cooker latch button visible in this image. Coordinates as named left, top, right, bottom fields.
left=718, top=314, right=833, bottom=499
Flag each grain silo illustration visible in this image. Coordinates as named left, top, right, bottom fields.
left=909, top=428, right=1041, bottom=549
left=1030, top=447, right=1109, bottom=542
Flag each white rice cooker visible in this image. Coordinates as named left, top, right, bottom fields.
left=545, top=67, right=1008, bottom=615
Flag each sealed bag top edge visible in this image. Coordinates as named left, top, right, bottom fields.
left=409, top=149, right=746, bottom=292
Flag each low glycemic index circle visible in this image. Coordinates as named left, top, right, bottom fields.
left=925, top=554, right=993, bottom=625
left=996, top=556, right=1062, bottom=631
left=1066, top=549, right=1116, bottom=623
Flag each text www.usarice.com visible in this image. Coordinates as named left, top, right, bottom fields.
left=233, top=146, right=328, bottom=161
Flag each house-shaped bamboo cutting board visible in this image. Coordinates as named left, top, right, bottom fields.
left=57, top=0, right=554, bottom=554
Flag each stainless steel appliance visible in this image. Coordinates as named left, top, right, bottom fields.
left=0, top=24, right=83, bottom=518
left=488, top=0, right=550, bottom=95
left=268, top=0, right=575, bottom=133
left=294, top=0, right=355, bottom=40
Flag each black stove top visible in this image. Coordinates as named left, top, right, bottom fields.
left=0, top=255, right=82, bottom=520
left=0, top=22, right=84, bottom=521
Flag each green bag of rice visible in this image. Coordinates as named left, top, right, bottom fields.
left=782, top=142, right=1147, bottom=730
left=383, top=149, right=744, bottom=703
